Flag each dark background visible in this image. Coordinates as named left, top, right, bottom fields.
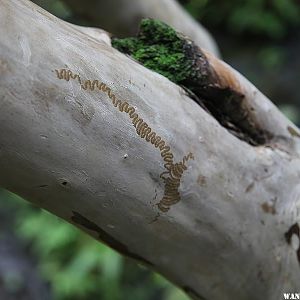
left=1, top=0, right=299, bottom=299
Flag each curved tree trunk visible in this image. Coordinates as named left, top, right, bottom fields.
left=59, top=0, right=220, bottom=57
left=0, top=0, right=299, bottom=299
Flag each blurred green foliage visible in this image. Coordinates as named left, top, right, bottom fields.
left=257, top=46, right=285, bottom=69
left=183, top=0, right=300, bottom=39
left=2, top=190, right=189, bottom=300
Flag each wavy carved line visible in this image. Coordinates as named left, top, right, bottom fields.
left=55, top=69, right=194, bottom=212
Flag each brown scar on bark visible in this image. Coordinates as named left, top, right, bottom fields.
left=285, top=223, right=300, bottom=264
left=0, top=59, right=9, bottom=73
left=261, top=202, right=276, bottom=215
left=184, top=45, right=272, bottom=146
left=197, top=175, right=207, bottom=186
left=71, top=211, right=153, bottom=266
left=287, top=126, right=300, bottom=138
left=245, top=182, right=255, bottom=193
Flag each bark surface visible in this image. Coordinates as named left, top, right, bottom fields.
left=0, top=1, right=300, bottom=299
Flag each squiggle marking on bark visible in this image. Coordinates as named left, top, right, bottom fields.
left=55, top=69, right=194, bottom=212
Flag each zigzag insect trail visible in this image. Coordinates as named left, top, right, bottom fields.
left=55, top=68, right=194, bottom=212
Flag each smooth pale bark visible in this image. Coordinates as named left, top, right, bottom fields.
left=59, top=0, right=220, bottom=57
left=0, top=0, right=300, bottom=299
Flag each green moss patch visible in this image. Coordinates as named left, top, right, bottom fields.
left=112, top=19, right=201, bottom=85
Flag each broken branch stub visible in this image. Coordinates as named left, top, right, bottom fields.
left=112, top=19, right=299, bottom=149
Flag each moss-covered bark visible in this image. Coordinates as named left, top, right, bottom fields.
left=112, top=19, right=204, bottom=87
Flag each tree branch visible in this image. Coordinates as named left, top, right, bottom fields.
left=0, top=0, right=300, bottom=299
left=60, top=0, right=220, bottom=57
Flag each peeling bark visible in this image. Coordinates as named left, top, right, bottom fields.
left=0, top=0, right=300, bottom=299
